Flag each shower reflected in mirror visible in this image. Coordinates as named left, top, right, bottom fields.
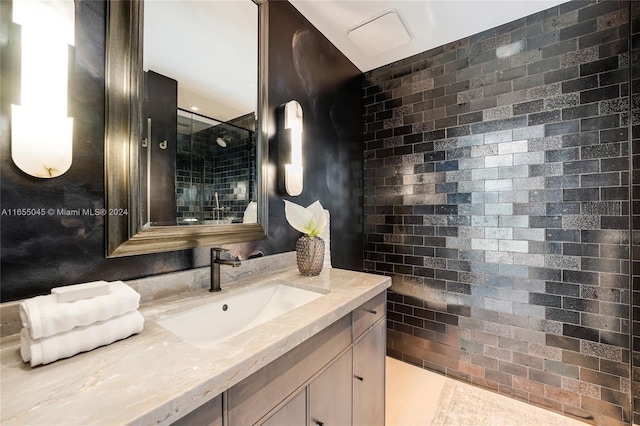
left=143, top=107, right=257, bottom=227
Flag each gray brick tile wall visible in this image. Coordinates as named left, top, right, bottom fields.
left=364, top=1, right=637, bottom=424
left=631, top=1, right=640, bottom=423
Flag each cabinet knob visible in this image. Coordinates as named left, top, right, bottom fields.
left=355, top=375, right=364, bottom=381
left=369, top=309, right=377, bottom=315
left=316, top=421, right=324, bottom=426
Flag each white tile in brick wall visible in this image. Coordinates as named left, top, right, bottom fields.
left=485, top=154, right=514, bottom=168
left=485, top=179, right=513, bottom=191
left=458, top=181, right=484, bottom=193
left=484, top=129, right=513, bottom=144
left=499, top=165, right=529, bottom=178
left=472, top=191, right=500, bottom=204
left=499, top=191, right=529, bottom=204
left=485, top=298, right=513, bottom=314
left=499, top=215, right=528, bottom=228
left=514, top=228, right=545, bottom=241
left=485, top=203, right=513, bottom=215
left=513, top=125, right=544, bottom=140
left=471, top=238, right=499, bottom=251
left=459, top=157, right=486, bottom=170
left=498, top=264, right=529, bottom=278
left=473, top=168, right=499, bottom=181
left=513, top=176, right=545, bottom=190
left=485, top=227, right=514, bottom=240
left=498, top=140, right=528, bottom=155
left=459, top=204, right=485, bottom=215
left=499, top=239, right=529, bottom=253
left=485, top=250, right=514, bottom=264
left=471, top=144, right=499, bottom=158
left=513, top=253, right=545, bottom=267
left=513, top=151, right=544, bottom=165
left=472, top=215, right=499, bottom=227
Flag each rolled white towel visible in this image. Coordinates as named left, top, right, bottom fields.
left=20, top=310, right=145, bottom=367
left=19, top=281, right=141, bottom=339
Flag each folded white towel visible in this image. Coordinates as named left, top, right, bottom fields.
left=19, top=281, right=141, bottom=339
left=242, top=201, right=257, bottom=223
left=51, top=280, right=111, bottom=302
left=20, top=310, right=145, bottom=367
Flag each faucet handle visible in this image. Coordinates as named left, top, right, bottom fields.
left=211, top=247, right=229, bottom=261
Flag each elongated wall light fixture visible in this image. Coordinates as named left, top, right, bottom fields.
left=11, top=0, right=75, bottom=178
left=279, top=100, right=303, bottom=196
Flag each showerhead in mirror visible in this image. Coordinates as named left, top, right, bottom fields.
left=216, top=136, right=230, bottom=147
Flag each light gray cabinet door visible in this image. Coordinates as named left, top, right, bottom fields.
left=262, top=389, right=306, bottom=426
left=308, top=350, right=353, bottom=426
left=353, top=319, right=385, bottom=426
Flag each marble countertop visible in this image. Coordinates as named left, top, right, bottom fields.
left=0, top=267, right=390, bottom=425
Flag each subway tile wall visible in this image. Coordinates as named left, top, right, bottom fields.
left=631, top=2, right=639, bottom=424
left=176, top=119, right=256, bottom=223
left=362, top=1, right=636, bottom=424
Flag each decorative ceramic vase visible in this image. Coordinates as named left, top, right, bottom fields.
left=296, top=235, right=324, bottom=276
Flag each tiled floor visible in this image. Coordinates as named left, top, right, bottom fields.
left=385, top=357, right=588, bottom=426
left=386, top=357, right=448, bottom=425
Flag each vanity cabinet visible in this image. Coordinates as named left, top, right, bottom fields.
left=173, top=291, right=386, bottom=426
left=261, top=291, right=385, bottom=426
left=226, top=315, right=352, bottom=426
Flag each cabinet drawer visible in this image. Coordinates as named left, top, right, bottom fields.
left=352, top=292, right=386, bottom=340
left=227, top=315, right=351, bottom=426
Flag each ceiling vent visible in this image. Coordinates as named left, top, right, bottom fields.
left=347, top=9, right=412, bottom=57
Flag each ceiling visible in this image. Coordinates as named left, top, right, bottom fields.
left=144, top=1, right=258, bottom=121
left=144, top=0, right=569, bottom=122
left=289, top=0, right=569, bottom=72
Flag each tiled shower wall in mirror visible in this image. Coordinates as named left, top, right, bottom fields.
left=176, top=112, right=256, bottom=224
left=363, top=1, right=638, bottom=424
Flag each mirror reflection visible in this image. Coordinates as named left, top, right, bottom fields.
left=141, top=0, right=258, bottom=227
left=175, top=109, right=256, bottom=225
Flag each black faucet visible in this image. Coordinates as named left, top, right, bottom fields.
left=210, top=247, right=241, bottom=292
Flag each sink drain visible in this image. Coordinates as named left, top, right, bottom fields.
left=222, top=304, right=228, bottom=311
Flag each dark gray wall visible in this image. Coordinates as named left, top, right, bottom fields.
left=146, top=71, right=178, bottom=225
left=1, top=1, right=195, bottom=302
left=363, top=1, right=636, bottom=424
left=236, top=0, right=364, bottom=269
left=0, top=0, right=363, bottom=302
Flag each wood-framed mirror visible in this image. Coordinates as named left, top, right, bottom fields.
left=104, top=0, right=268, bottom=257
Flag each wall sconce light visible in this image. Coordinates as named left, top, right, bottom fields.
left=279, top=100, right=303, bottom=196
left=10, top=0, right=75, bottom=178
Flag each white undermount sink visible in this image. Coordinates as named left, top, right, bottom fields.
left=157, top=282, right=325, bottom=347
